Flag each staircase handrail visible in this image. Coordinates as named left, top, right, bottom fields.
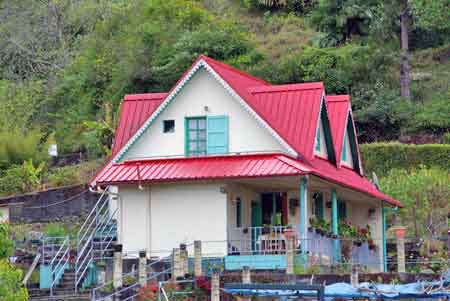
left=77, top=194, right=109, bottom=247
left=96, top=207, right=118, bottom=259
left=77, top=188, right=109, bottom=244
left=49, top=236, right=70, bottom=296
left=22, top=253, right=41, bottom=285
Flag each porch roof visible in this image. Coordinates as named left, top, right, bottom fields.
left=94, top=153, right=402, bottom=207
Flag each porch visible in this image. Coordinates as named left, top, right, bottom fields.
left=224, top=175, right=385, bottom=272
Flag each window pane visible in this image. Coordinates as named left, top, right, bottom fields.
left=198, top=141, right=206, bottom=151
left=198, top=119, right=206, bottom=129
left=189, top=142, right=197, bottom=151
left=198, top=130, right=206, bottom=139
left=188, top=119, right=197, bottom=129
left=189, top=130, right=198, bottom=140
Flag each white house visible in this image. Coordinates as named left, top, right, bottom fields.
left=91, top=55, right=402, bottom=272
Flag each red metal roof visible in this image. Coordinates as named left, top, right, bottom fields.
left=111, top=93, right=167, bottom=156
left=93, top=55, right=400, bottom=206
left=94, top=154, right=310, bottom=184
left=326, top=95, right=350, bottom=166
left=248, top=83, right=324, bottom=161
left=307, top=157, right=401, bottom=207
left=94, top=153, right=401, bottom=207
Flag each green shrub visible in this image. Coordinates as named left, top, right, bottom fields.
left=0, top=222, right=13, bottom=259
left=0, top=128, right=48, bottom=169
left=361, top=143, right=450, bottom=176
left=0, top=160, right=47, bottom=196
left=47, top=167, right=81, bottom=187
left=44, top=223, right=66, bottom=238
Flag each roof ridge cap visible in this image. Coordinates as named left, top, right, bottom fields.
left=201, top=55, right=270, bottom=85
left=248, top=82, right=324, bottom=94
left=124, top=92, right=168, bottom=101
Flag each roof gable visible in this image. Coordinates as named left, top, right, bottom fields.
left=247, top=82, right=325, bottom=161
left=111, top=93, right=167, bottom=157
left=326, top=95, right=362, bottom=174
left=112, top=56, right=298, bottom=163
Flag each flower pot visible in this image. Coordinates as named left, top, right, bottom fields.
left=354, top=240, right=362, bottom=247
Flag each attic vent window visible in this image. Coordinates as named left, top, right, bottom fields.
left=163, top=120, right=175, bottom=133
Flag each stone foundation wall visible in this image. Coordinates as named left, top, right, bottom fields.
left=1, top=184, right=98, bottom=224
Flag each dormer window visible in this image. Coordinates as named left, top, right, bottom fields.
left=341, top=130, right=354, bottom=168
left=314, top=117, right=328, bottom=158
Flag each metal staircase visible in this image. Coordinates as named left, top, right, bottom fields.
left=75, top=186, right=118, bottom=292
left=38, top=186, right=118, bottom=297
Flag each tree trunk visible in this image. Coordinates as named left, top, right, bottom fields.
left=400, top=1, right=411, bottom=100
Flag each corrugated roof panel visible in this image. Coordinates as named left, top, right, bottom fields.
left=110, top=93, right=167, bottom=156
left=95, top=154, right=307, bottom=184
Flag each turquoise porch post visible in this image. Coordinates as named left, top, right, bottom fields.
left=299, top=176, right=308, bottom=253
left=331, top=189, right=340, bottom=263
left=382, top=204, right=387, bottom=272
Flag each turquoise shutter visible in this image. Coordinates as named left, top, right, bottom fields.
left=207, top=115, right=229, bottom=154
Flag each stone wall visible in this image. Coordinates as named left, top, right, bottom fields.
left=0, top=184, right=98, bottom=224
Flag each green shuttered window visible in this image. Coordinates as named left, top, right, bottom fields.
left=185, top=115, right=229, bottom=156
left=186, top=117, right=207, bottom=156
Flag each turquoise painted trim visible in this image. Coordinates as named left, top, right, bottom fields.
left=40, top=265, right=52, bottom=289
left=331, top=189, right=340, bottom=263
left=341, top=131, right=348, bottom=162
left=382, top=204, right=387, bottom=272
left=345, top=113, right=362, bottom=174
left=319, top=98, right=337, bottom=164
left=225, top=255, right=286, bottom=270
left=299, top=177, right=307, bottom=252
left=315, top=125, right=321, bottom=152
left=206, top=115, right=229, bottom=154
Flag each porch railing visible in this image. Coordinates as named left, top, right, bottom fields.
left=228, top=225, right=289, bottom=255
left=227, top=225, right=381, bottom=270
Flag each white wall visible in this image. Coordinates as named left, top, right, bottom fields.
left=150, top=183, right=227, bottom=256
left=118, top=187, right=151, bottom=256
left=122, top=69, right=287, bottom=161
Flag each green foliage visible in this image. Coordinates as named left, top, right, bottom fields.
left=380, top=167, right=450, bottom=238
left=242, top=0, right=315, bottom=14
left=412, top=0, right=450, bottom=32
left=410, top=95, right=450, bottom=133
left=0, top=160, right=47, bottom=196
left=44, top=223, right=67, bottom=238
left=0, top=222, right=13, bottom=259
left=309, top=0, right=379, bottom=47
left=0, top=260, right=28, bottom=301
left=360, top=142, right=450, bottom=176
left=47, top=166, right=81, bottom=187
left=0, top=128, right=48, bottom=169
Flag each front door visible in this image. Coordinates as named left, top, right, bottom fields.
left=251, top=200, right=262, bottom=252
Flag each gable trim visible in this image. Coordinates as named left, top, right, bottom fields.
left=113, top=59, right=297, bottom=163
left=340, top=110, right=362, bottom=174
left=347, top=111, right=363, bottom=174
left=314, top=95, right=336, bottom=164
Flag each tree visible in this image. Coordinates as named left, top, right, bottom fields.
left=381, top=167, right=450, bottom=238
left=399, top=0, right=411, bottom=100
